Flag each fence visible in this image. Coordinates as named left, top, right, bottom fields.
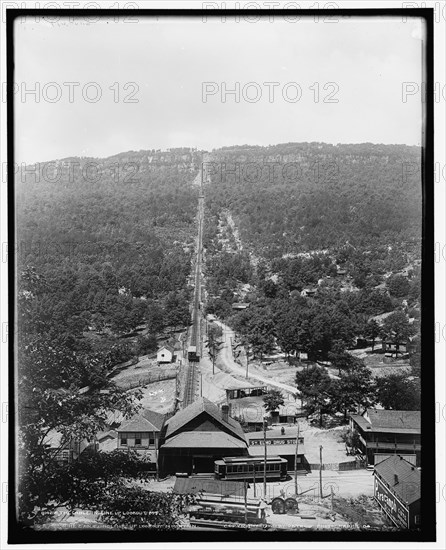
left=307, top=459, right=365, bottom=472
left=115, top=369, right=177, bottom=390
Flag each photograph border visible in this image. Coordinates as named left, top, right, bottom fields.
left=6, top=6, right=436, bottom=544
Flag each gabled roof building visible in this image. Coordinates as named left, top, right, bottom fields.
left=159, top=397, right=248, bottom=475
left=117, top=409, right=166, bottom=468
left=373, top=455, right=421, bottom=529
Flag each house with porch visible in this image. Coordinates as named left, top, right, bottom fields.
left=349, top=409, right=421, bottom=466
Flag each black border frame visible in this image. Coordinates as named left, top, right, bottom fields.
left=6, top=6, right=436, bottom=544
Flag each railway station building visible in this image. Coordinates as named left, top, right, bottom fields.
left=159, top=397, right=249, bottom=475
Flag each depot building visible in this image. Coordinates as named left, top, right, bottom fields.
left=158, top=397, right=248, bottom=475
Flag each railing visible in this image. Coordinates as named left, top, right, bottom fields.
left=365, top=442, right=421, bottom=451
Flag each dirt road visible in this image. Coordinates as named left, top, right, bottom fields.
left=212, top=319, right=299, bottom=397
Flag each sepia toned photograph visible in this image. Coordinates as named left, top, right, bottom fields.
left=6, top=5, right=437, bottom=545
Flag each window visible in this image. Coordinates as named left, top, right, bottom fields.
left=149, top=433, right=155, bottom=446
left=120, top=433, right=127, bottom=446
left=59, top=450, right=71, bottom=464
left=135, top=432, right=142, bottom=446
left=414, top=515, right=421, bottom=525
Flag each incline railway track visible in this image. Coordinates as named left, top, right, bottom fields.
left=183, top=179, right=205, bottom=408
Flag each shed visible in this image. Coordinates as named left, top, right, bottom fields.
left=232, top=303, right=250, bottom=310
left=157, top=345, right=174, bottom=364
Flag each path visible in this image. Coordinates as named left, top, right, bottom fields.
left=212, top=319, right=299, bottom=397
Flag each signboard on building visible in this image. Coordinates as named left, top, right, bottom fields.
left=374, top=476, right=409, bottom=529
left=250, top=437, right=304, bottom=446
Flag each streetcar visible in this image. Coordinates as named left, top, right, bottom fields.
left=214, top=456, right=287, bottom=482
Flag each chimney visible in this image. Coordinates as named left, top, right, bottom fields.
left=221, top=404, right=229, bottom=423
left=394, top=474, right=399, bottom=485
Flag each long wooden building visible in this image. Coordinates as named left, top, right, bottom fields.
left=159, top=397, right=249, bottom=475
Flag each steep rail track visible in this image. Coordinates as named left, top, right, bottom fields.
left=183, top=178, right=205, bottom=408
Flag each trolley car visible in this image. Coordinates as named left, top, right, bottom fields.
left=214, top=456, right=287, bottom=482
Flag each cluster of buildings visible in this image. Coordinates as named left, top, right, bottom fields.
left=46, top=395, right=422, bottom=530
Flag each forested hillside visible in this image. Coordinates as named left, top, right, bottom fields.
left=203, top=142, right=422, bottom=369
left=17, top=149, right=201, bottom=354
left=205, top=142, right=422, bottom=257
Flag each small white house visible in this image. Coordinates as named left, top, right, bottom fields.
left=157, top=345, right=174, bottom=364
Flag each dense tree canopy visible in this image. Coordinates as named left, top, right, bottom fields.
left=375, top=374, right=421, bottom=410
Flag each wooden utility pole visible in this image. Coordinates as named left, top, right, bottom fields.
left=253, top=462, right=256, bottom=498
left=294, top=422, right=300, bottom=496
left=319, top=445, right=323, bottom=499
left=155, top=433, right=159, bottom=482
left=244, top=479, right=248, bottom=525
left=263, top=417, right=267, bottom=498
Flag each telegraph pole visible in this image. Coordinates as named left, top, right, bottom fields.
left=244, top=479, right=248, bottom=525
left=263, top=416, right=268, bottom=498
left=294, top=422, right=300, bottom=496
left=319, top=445, right=323, bottom=499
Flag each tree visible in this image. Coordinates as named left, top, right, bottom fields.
left=295, top=366, right=333, bottom=427
left=147, top=302, right=165, bottom=333
left=24, top=449, right=197, bottom=530
left=165, top=292, right=190, bottom=330
left=263, top=389, right=285, bottom=414
left=232, top=306, right=275, bottom=360
left=386, top=274, right=411, bottom=298
left=136, top=334, right=157, bottom=356
left=205, top=297, right=232, bottom=319
left=381, top=311, right=415, bottom=356
left=364, top=319, right=380, bottom=351
left=375, top=373, right=421, bottom=410
left=330, top=362, right=377, bottom=420
left=409, top=337, right=421, bottom=378
left=17, top=337, right=142, bottom=526
left=328, top=343, right=359, bottom=376
left=340, top=428, right=361, bottom=453
left=207, top=323, right=223, bottom=373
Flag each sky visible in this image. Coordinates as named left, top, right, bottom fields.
left=13, top=15, right=424, bottom=164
